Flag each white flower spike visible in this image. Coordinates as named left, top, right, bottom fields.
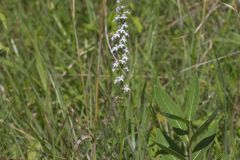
left=111, top=0, right=131, bottom=94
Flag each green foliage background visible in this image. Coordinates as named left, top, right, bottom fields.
left=0, top=0, right=240, bottom=159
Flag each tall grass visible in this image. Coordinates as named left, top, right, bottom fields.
left=0, top=0, right=240, bottom=159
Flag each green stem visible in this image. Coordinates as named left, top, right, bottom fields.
left=188, top=122, right=192, bottom=160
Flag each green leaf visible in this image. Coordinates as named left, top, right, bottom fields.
left=154, top=85, right=186, bottom=130
left=131, top=16, right=143, bottom=33
left=173, top=127, right=188, bottom=136
left=192, top=120, right=218, bottom=160
left=191, top=108, right=218, bottom=143
left=153, top=140, right=186, bottom=160
left=159, top=155, right=177, bottom=160
left=160, top=112, right=190, bottom=124
left=193, top=134, right=216, bottom=153
left=161, top=130, right=185, bottom=156
left=185, top=75, right=199, bottom=121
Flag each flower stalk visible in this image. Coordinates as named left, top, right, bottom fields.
left=111, top=0, right=131, bottom=93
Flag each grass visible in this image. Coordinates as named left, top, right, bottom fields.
left=0, top=0, right=240, bottom=159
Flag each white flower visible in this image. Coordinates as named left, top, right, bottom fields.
left=117, top=28, right=125, bottom=34
left=118, top=43, right=125, bottom=49
left=123, top=48, right=129, bottom=54
left=114, top=75, right=124, bottom=84
left=119, top=60, right=126, bottom=64
left=124, top=10, right=130, bottom=14
left=119, top=53, right=128, bottom=64
left=116, top=7, right=121, bottom=12
left=121, top=22, right=128, bottom=29
left=111, top=46, right=118, bottom=53
left=112, top=60, right=119, bottom=71
left=117, top=0, right=122, bottom=3
left=111, top=0, right=131, bottom=93
left=111, top=33, right=120, bottom=41
left=120, top=14, right=127, bottom=20
left=123, top=67, right=129, bottom=72
left=114, top=15, right=120, bottom=21
left=122, top=53, right=128, bottom=61
left=120, top=36, right=127, bottom=44
left=123, top=84, right=130, bottom=93
left=121, top=5, right=126, bottom=9
left=117, top=29, right=129, bottom=37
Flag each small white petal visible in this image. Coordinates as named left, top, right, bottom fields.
left=114, top=75, right=124, bottom=84
left=120, top=36, right=127, bottom=44
left=123, top=84, right=130, bottom=93
left=122, top=53, right=128, bottom=61
left=120, top=14, right=127, bottom=20
left=123, top=67, right=129, bottom=72
left=124, top=10, right=131, bottom=14
left=124, top=48, right=129, bottom=54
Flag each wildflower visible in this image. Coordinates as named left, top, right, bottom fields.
left=111, top=33, right=120, bottom=41
left=123, top=48, right=129, bottom=54
left=111, top=0, right=131, bottom=93
left=123, top=67, right=129, bottom=72
left=114, top=75, right=124, bottom=84
left=118, top=43, right=125, bottom=49
left=121, top=22, right=128, bottom=29
left=122, top=53, right=128, bottom=61
left=112, top=60, right=119, bottom=72
left=120, top=14, right=127, bottom=20
left=123, top=84, right=130, bottom=93
left=120, top=36, right=127, bottom=44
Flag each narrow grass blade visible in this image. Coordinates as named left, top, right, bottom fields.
left=35, top=52, right=48, bottom=92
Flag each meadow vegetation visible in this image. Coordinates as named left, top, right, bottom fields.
left=0, top=0, right=240, bottom=159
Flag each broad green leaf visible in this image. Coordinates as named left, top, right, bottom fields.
left=192, top=120, right=218, bottom=160
left=185, top=75, right=199, bottom=121
left=193, top=134, right=216, bottom=153
left=191, top=108, right=218, bottom=143
left=161, top=130, right=185, bottom=156
left=153, top=140, right=186, bottom=160
left=148, top=127, right=169, bottom=157
left=154, top=85, right=186, bottom=130
left=173, top=127, right=188, bottom=136
left=160, top=111, right=189, bottom=124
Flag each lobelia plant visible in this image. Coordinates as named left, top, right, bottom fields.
left=110, top=0, right=131, bottom=94
left=150, top=75, right=219, bottom=160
